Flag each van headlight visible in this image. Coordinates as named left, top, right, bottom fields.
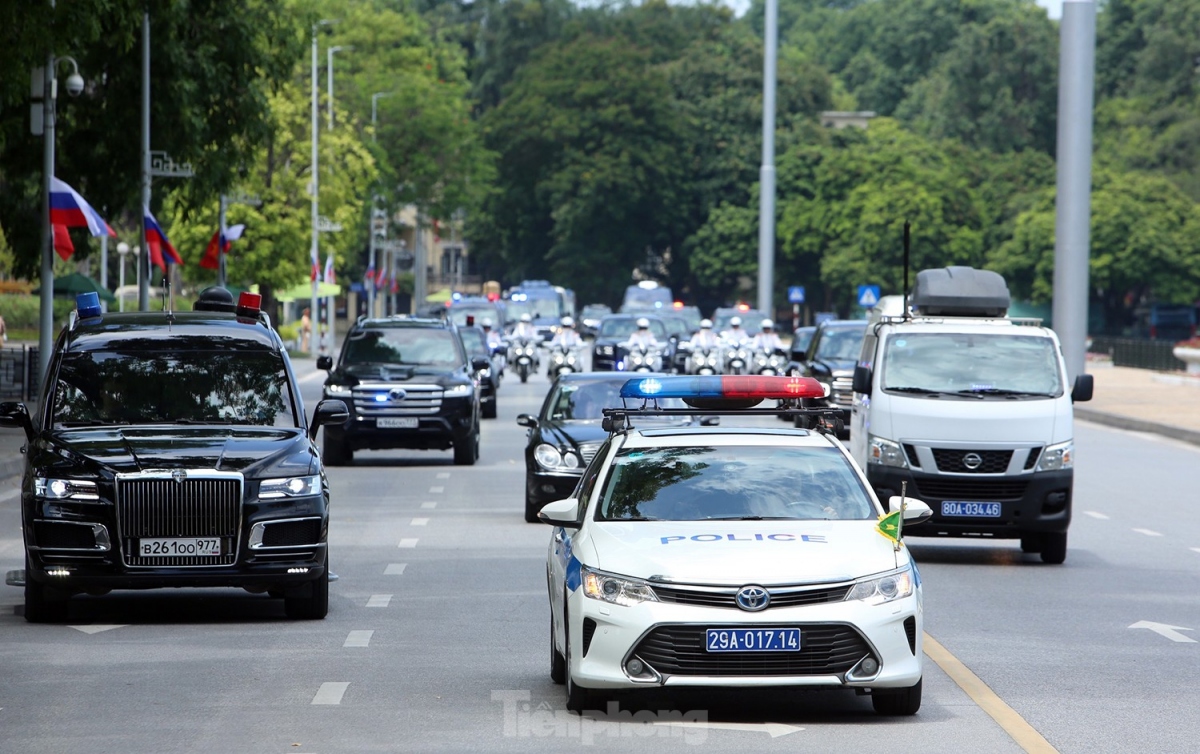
left=259, top=475, right=320, bottom=499
left=845, top=567, right=913, bottom=605
left=35, top=477, right=100, bottom=501
left=582, top=566, right=659, bottom=606
left=867, top=435, right=909, bottom=468
left=444, top=383, right=472, bottom=397
left=1037, top=440, right=1073, bottom=471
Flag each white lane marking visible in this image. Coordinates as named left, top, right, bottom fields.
left=69, top=625, right=128, bottom=634
left=653, top=722, right=803, bottom=738
left=311, top=682, right=350, bottom=705
left=1084, top=511, right=1110, bottom=520
left=398, top=538, right=419, bottom=548
left=0, top=487, right=21, bottom=504
left=1191, top=548, right=1200, bottom=555
left=1129, top=621, right=1197, bottom=643
left=429, top=486, right=445, bottom=494
left=367, top=594, right=393, bottom=607
left=410, top=517, right=429, bottom=526
left=1133, top=528, right=1163, bottom=537
left=421, top=502, right=437, bottom=509
left=384, top=563, right=407, bottom=575
left=436, top=472, right=450, bottom=479
left=344, top=630, right=374, bottom=648
left=298, top=370, right=327, bottom=385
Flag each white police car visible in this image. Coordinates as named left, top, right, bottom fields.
left=540, top=375, right=932, bottom=715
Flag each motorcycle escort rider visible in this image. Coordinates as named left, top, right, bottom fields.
left=547, top=316, right=584, bottom=378
left=624, top=318, right=660, bottom=349
left=751, top=318, right=785, bottom=353
left=482, top=317, right=506, bottom=375
left=721, top=316, right=750, bottom=345
left=691, top=319, right=722, bottom=349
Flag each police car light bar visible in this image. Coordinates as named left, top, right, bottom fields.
left=620, top=375, right=826, bottom=402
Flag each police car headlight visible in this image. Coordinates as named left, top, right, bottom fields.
left=444, top=383, right=472, bottom=398
left=35, top=477, right=99, bottom=501
left=845, top=567, right=913, bottom=605
left=867, top=435, right=909, bottom=468
left=582, top=566, right=658, bottom=607
left=1036, top=440, right=1073, bottom=471
left=259, top=475, right=320, bottom=499
left=324, top=383, right=351, bottom=396
left=535, top=443, right=563, bottom=469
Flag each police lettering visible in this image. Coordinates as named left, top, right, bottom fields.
left=659, top=533, right=827, bottom=545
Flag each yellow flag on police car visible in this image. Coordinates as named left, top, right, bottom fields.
left=877, top=509, right=902, bottom=543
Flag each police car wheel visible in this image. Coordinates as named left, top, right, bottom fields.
left=1039, top=532, right=1067, bottom=565
left=550, top=613, right=566, bottom=685
left=871, top=678, right=922, bottom=716
left=564, top=601, right=596, bottom=713
left=24, top=557, right=69, bottom=624
left=284, top=553, right=329, bottom=620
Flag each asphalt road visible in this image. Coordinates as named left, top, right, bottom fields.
left=0, top=361, right=1197, bottom=752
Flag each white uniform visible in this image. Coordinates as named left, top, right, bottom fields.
left=722, top=328, right=750, bottom=346
left=625, top=330, right=659, bottom=349
left=512, top=323, right=538, bottom=340
left=691, top=329, right=722, bottom=349
left=551, top=329, right=583, bottom=349
left=751, top=332, right=785, bottom=352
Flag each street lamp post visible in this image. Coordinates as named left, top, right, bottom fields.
left=756, top=0, right=778, bottom=319
left=371, top=91, right=394, bottom=141
left=310, top=20, right=334, bottom=358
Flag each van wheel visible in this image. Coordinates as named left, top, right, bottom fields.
left=24, top=558, right=69, bottom=624
left=872, top=678, right=922, bottom=716
left=1019, top=535, right=1042, bottom=553
left=1039, top=532, right=1067, bottom=564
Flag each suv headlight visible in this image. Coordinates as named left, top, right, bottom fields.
left=444, top=383, right=472, bottom=398
left=324, top=383, right=351, bottom=396
left=35, top=477, right=100, bottom=501
left=259, top=475, right=320, bottom=499
left=845, top=567, right=913, bottom=605
left=582, top=566, right=659, bottom=606
left=867, top=435, right=909, bottom=468
left=1037, top=440, right=1073, bottom=471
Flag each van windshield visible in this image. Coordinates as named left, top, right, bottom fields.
left=881, top=333, right=1063, bottom=397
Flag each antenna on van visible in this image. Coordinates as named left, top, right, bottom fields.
left=902, top=220, right=912, bottom=321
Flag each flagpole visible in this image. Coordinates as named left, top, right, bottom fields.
left=139, top=9, right=151, bottom=312
left=38, top=41, right=55, bottom=380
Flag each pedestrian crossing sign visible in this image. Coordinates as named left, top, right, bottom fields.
left=857, top=285, right=881, bottom=308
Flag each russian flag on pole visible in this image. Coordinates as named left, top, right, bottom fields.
left=144, top=206, right=183, bottom=272
left=52, top=224, right=75, bottom=260
left=323, top=253, right=336, bottom=284
left=49, top=177, right=117, bottom=238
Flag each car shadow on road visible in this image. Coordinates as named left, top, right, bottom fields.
left=18, top=589, right=300, bottom=624
left=906, top=540, right=1101, bottom=567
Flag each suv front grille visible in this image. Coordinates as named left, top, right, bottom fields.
left=931, top=449, right=1013, bottom=474
left=631, top=624, right=872, bottom=677
left=829, top=376, right=854, bottom=406
left=353, top=383, right=444, bottom=416
left=116, top=472, right=242, bottom=567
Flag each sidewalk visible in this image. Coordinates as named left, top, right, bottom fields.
left=2, top=361, right=1197, bottom=482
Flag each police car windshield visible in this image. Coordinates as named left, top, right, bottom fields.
left=52, top=348, right=297, bottom=428
left=344, top=328, right=464, bottom=368
left=597, top=446, right=874, bottom=521
left=881, top=333, right=1063, bottom=397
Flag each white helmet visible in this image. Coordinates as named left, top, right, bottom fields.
left=520, top=313, right=532, bottom=323
left=730, top=316, right=742, bottom=327
left=481, top=317, right=493, bottom=328
left=761, top=318, right=774, bottom=330
left=562, top=316, right=575, bottom=328
left=636, top=317, right=650, bottom=329
left=700, top=319, right=713, bottom=329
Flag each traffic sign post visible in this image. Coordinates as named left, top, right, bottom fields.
left=857, top=285, right=881, bottom=309
left=787, top=286, right=805, bottom=304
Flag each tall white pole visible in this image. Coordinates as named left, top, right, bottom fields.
left=310, top=25, right=319, bottom=358
left=756, top=0, right=778, bottom=318
left=1052, top=0, right=1096, bottom=382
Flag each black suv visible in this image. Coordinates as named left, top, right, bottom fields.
left=0, top=290, right=349, bottom=623
left=318, top=317, right=487, bottom=465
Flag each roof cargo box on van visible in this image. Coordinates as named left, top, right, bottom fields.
left=911, top=266, right=1010, bottom=318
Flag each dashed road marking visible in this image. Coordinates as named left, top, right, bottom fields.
left=411, top=517, right=429, bottom=526
left=436, top=472, right=450, bottom=479
left=311, top=682, right=350, bottom=705
left=367, top=594, right=393, bottom=607
left=384, top=563, right=408, bottom=575
left=429, top=486, right=445, bottom=494
left=1133, top=528, right=1163, bottom=537
left=398, top=538, right=419, bottom=548
left=344, top=630, right=374, bottom=648
left=1083, top=511, right=1109, bottom=520
left=421, top=502, right=437, bottom=509
left=1191, top=548, right=1200, bottom=555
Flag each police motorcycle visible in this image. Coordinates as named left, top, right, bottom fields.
left=723, top=341, right=751, bottom=375
left=547, top=343, right=582, bottom=379
left=752, top=347, right=788, bottom=375
left=622, top=342, right=663, bottom=373
left=684, top=342, right=724, bottom=375
left=509, top=337, right=540, bottom=384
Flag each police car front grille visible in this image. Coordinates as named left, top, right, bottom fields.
left=633, top=624, right=872, bottom=677
left=931, top=449, right=1013, bottom=474
left=116, top=474, right=241, bottom=567
left=352, top=383, right=443, bottom=416
left=651, top=584, right=851, bottom=610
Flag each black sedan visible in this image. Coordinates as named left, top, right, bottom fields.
left=458, top=325, right=499, bottom=419
left=516, top=372, right=705, bottom=522
left=787, top=319, right=867, bottom=433
left=590, top=314, right=671, bottom=371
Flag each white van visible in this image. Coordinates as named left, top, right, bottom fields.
left=848, top=267, right=1093, bottom=564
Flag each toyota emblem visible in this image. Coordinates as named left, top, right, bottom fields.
left=388, top=388, right=407, bottom=401
left=735, top=585, right=770, bottom=612
left=962, top=452, right=983, bottom=470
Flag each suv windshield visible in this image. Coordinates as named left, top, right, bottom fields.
left=597, top=445, right=874, bottom=521
left=881, top=332, right=1063, bottom=396
left=344, top=328, right=464, bottom=368
left=598, top=319, right=668, bottom=339
left=52, top=348, right=297, bottom=428
left=459, top=328, right=488, bottom=357
left=815, top=327, right=866, bottom=361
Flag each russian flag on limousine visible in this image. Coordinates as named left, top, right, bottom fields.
left=49, top=177, right=116, bottom=239
left=144, top=206, right=183, bottom=271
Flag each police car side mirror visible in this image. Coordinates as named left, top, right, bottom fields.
left=887, top=496, right=933, bottom=526
left=852, top=365, right=872, bottom=395
left=1071, top=373, right=1093, bottom=403
left=0, top=401, right=33, bottom=440
left=310, top=399, right=349, bottom=440
left=538, top=497, right=581, bottom=528
left=316, top=355, right=333, bottom=371
left=516, top=413, right=538, bottom=428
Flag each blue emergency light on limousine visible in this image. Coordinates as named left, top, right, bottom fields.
left=76, top=292, right=102, bottom=318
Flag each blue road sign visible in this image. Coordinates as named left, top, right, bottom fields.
left=857, top=285, right=881, bottom=308
left=787, top=286, right=806, bottom=304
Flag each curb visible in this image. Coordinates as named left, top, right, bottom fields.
left=1074, top=407, right=1200, bottom=449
